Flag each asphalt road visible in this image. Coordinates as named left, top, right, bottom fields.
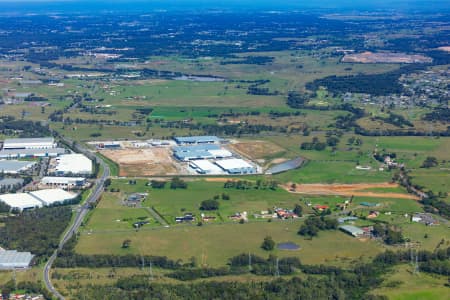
left=43, top=138, right=110, bottom=300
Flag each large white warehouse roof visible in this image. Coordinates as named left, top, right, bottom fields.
left=215, top=158, right=253, bottom=170
left=190, top=160, right=223, bottom=174
left=0, top=160, right=36, bottom=174
left=0, top=193, right=43, bottom=210
left=30, top=189, right=77, bottom=205
left=0, top=188, right=78, bottom=210
left=0, top=250, right=34, bottom=269
left=3, top=137, right=55, bottom=150
left=55, top=154, right=92, bottom=174
left=41, top=177, right=86, bottom=185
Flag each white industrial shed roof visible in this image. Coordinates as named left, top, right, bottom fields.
left=215, top=158, right=253, bottom=170
left=0, top=188, right=78, bottom=210
left=41, top=177, right=86, bottom=185
left=55, top=154, right=92, bottom=174
left=0, top=148, right=66, bottom=158
left=0, top=160, right=36, bottom=174
left=190, top=160, right=223, bottom=174
left=208, top=149, right=233, bottom=158
left=3, top=137, right=55, bottom=149
left=0, top=193, right=43, bottom=210
left=30, top=189, right=77, bottom=205
left=0, top=250, right=34, bottom=269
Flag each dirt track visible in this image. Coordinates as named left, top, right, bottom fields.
left=282, top=182, right=418, bottom=200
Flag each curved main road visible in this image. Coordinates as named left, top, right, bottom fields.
left=43, top=138, right=110, bottom=299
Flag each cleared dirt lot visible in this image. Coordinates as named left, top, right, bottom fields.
left=282, top=182, right=418, bottom=200
left=229, top=140, right=286, bottom=164
left=342, top=51, right=432, bottom=64
left=100, top=148, right=184, bottom=177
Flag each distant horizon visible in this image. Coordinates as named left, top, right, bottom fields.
left=0, top=0, right=449, bottom=14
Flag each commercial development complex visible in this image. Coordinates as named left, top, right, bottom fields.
left=172, top=136, right=258, bottom=175
left=0, top=159, right=36, bottom=174
left=49, top=153, right=93, bottom=175
left=0, top=137, right=66, bottom=158
left=0, top=188, right=78, bottom=211
left=2, top=137, right=56, bottom=150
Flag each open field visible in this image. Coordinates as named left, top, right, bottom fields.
left=284, top=182, right=419, bottom=200
left=228, top=140, right=287, bottom=165
left=100, top=148, right=181, bottom=177
left=371, top=264, right=449, bottom=300
left=76, top=220, right=384, bottom=267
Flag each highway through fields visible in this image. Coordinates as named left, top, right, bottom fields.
left=43, top=137, right=110, bottom=300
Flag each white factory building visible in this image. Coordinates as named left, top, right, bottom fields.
left=215, top=158, right=257, bottom=174
left=0, top=250, right=34, bottom=269
left=0, top=188, right=78, bottom=211
left=53, top=154, right=92, bottom=175
left=0, top=148, right=66, bottom=159
left=0, top=159, right=36, bottom=174
left=190, top=160, right=224, bottom=175
left=41, top=176, right=86, bottom=189
left=2, top=137, right=56, bottom=150
left=0, top=193, right=43, bottom=210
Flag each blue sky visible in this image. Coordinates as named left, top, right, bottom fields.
left=0, top=0, right=448, bottom=12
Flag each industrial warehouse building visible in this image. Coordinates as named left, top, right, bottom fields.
left=189, top=160, right=224, bottom=174
left=41, top=176, right=86, bottom=189
left=0, top=250, right=34, bottom=269
left=173, top=144, right=232, bottom=161
left=215, top=159, right=257, bottom=174
left=0, top=147, right=66, bottom=159
left=0, top=159, right=36, bottom=174
left=2, top=137, right=56, bottom=150
left=339, top=225, right=365, bottom=237
left=174, top=136, right=221, bottom=145
left=51, top=153, right=92, bottom=175
left=0, top=193, right=42, bottom=210
left=0, top=188, right=78, bottom=211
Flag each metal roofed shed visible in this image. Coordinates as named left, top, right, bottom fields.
left=339, top=225, right=365, bottom=237
left=173, top=144, right=221, bottom=152
left=0, top=159, right=36, bottom=174
left=41, top=177, right=86, bottom=189
left=174, top=136, right=221, bottom=145
left=0, top=193, right=43, bottom=211
left=0, top=250, right=34, bottom=269
left=0, top=178, right=24, bottom=189
left=2, top=137, right=56, bottom=150
left=30, top=189, right=77, bottom=206
left=0, top=147, right=66, bottom=159
left=172, top=144, right=232, bottom=161
left=190, top=160, right=224, bottom=174
left=52, top=153, right=93, bottom=175
left=338, top=216, right=359, bottom=224
left=215, top=158, right=257, bottom=174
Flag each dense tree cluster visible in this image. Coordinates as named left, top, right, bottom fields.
left=170, top=177, right=187, bottom=189
left=223, top=179, right=278, bottom=190
left=300, top=137, right=327, bottom=151
left=298, top=216, right=338, bottom=238
left=372, top=223, right=404, bottom=245
left=0, top=207, right=72, bottom=261
left=0, top=117, right=51, bottom=137
left=200, top=199, right=220, bottom=211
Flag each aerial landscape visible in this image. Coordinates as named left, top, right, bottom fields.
left=0, top=0, right=448, bottom=299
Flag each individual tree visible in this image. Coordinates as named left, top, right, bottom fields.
left=421, top=156, right=438, bottom=168
left=200, top=199, right=219, bottom=210
left=122, top=239, right=132, bottom=248
left=261, top=236, right=275, bottom=251
left=293, top=204, right=303, bottom=217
